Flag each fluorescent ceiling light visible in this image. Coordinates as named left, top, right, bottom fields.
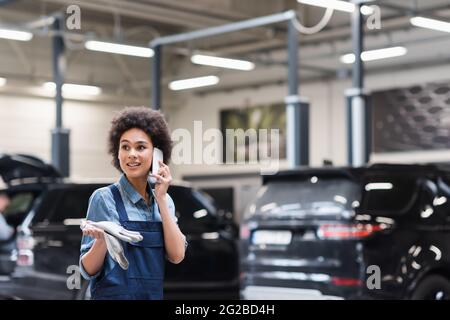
left=340, top=53, right=356, bottom=64
left=340, top=46, right=407, bottom=64
left=0, top=28, right=33, bottom=41
left=85, top=40, right=154, bottom=58
left=169, top=76, right=219, bottom=91
left=0, top=77, right=6, bottom=86
left=410, top=16, right=450, bottom=33
left=297, top=0, right=373, bottom=15
left=191, top=54, right=255, bottom=71
left=44, top=82, right=102, bottom=95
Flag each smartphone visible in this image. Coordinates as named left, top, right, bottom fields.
left=150, top=147, right=163, bottom=183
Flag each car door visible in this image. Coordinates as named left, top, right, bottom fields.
left=164, top=186, right=239, bottom=299
left=27, top=185, right=102, bottom=299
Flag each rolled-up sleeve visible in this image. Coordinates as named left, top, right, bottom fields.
left=79, top=188, right=113, bottom=281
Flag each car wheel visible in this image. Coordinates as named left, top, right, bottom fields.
left=411, top=275, right=450, bottom=300
left=74, top=280, right=91, bottom=300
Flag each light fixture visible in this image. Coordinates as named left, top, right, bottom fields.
left=340, top=46, right=407, bottom=64
left=169, top=75, right=219, bottom=91
left=297, top=0, right=374, bottom=15
left=85, top=40, right=154, bottom=58
left=44, top=82, right=102, bottom=95
left=191, top=54, right=255, bottom=71
left=410, top=16, right=450, bottom=33
left=0, top=77, right=6, bottom=86
left=0, top=28, right=33, bottom=41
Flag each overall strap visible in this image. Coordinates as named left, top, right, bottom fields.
left=109, top=184, right=129, bottom=222
left=151, top=198, right=157, bottom=221
left=150, top=187, right=157, bottom=221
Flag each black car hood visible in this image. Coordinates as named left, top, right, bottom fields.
left=0, top=154, right=62, bottom=184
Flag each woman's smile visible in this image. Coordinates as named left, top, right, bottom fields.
left=127, top=162, right=141, bottom=168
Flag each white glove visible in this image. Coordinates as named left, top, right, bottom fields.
left=104, top=233, right=129, bottom=270
left=89, top=221, right=143, bottom=243
left=80, top=220, right=142, bottom=271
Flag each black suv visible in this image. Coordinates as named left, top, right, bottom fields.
left=240, top=164, right=450, bottom=300
left=0, top=154, right=239, bottom=299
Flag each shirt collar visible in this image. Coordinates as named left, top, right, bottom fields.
left=119, top=174, right=153, bottom=205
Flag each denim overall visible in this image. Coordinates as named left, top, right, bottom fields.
left=91, top=184, right=165, bottom=300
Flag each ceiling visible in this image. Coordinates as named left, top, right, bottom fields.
left=0, top=0, right=449, bottom=102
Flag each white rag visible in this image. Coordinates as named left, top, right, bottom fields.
left=80, top=220, right=143, bottom=270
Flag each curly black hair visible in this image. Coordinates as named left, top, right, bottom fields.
left=108, top=106, right=172, bottom=172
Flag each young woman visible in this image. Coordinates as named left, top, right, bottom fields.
left=79, top=106, right=186, bottom=300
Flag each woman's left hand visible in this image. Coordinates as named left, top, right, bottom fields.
left=150, top=160, right=172, bottom=201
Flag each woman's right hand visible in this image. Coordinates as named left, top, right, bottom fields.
left=80, top=220, right=108, bottom=277
left=82, top=220, right=105, bottom=240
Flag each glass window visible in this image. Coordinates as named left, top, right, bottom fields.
left=192, top=190, right=218, bottom=216
left=251, top=176, right=361, bottom=219
left=361, top=175, right=418, bottom=213
left=200, top=187, right=233, bottom=215
left=32, top=189, right=62, bottom=224
left=4, top=192, right=35, bottom=216
left=48, top=188, right=96, bottom=223
left=169, top=186, right=216, bottom=233
left=3, top=191, right=37, bottom=227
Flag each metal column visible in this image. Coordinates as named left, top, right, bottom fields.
left=151, top=45, right=161, bottom=110
left=51, top=15, right=70, bottom=177
left=286, top=18, right=309, bottom=167
left=347, top=1, right=370, bottom=166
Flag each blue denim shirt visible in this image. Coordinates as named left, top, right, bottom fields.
left=79, top=174, right=177, bottom=281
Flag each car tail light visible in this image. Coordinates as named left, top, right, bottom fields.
left=16, top=235, right=35, bottom=267
left=240, top=224, right=250, bottom=240
left=317, top=223, right=383, bottom=240
left=331, top=277, right=363, bottom=287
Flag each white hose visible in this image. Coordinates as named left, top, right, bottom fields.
left=292, top=8, right=334, bottom=35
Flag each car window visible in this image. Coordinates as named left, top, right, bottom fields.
left=200, top=187, right=233, bottom=216
left=32, top=189, right=62, bottom=225
left=361, top=174, right=419, bottom=214
left=169, top=186, right=216, bottom=233
left=250, top=177, right=360, bottom=219
left=47, top=188, right=96, bottom=223
left=4, top=192, right=35, bottom=216
left=3, top=191, right=37, bottom=227
left=192, top=190, right=218, bottom=216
